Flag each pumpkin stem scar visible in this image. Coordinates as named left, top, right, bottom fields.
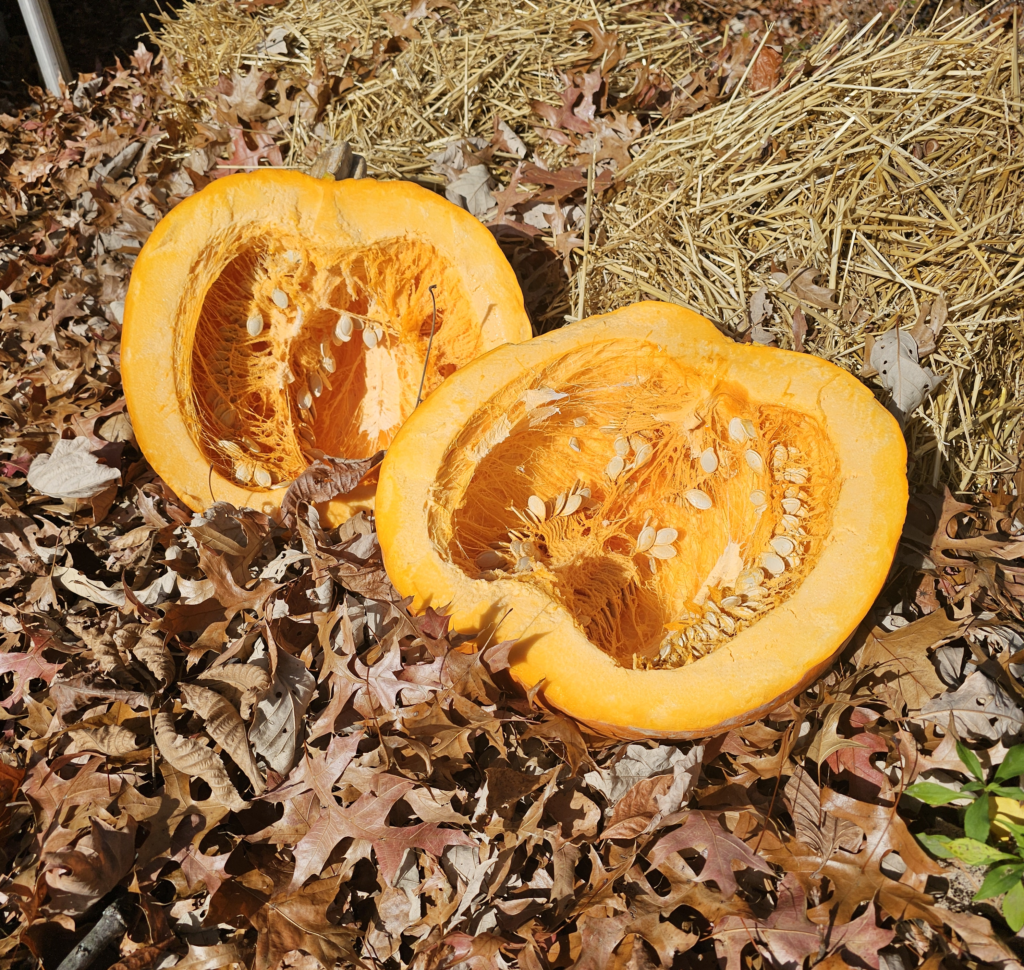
left=416, top=283, right=439, bottom=410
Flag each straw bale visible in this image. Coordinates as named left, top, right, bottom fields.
left=151, top=0, right=1024, bottom=492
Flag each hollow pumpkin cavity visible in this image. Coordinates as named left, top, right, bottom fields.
left=434, top=339, right=841, bottom=669
left=177, top=232, right=478, bottom=488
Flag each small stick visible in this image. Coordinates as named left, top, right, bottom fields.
left=415, top=285, right=439, bottom=409
left=576, top=152, right=596, bottom=321
left=56, top=896, right=132, bottom=970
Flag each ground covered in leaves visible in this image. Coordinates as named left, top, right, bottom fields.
left=3, top=2, right=1024, bottom=969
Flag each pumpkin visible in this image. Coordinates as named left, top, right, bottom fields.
left=122, top=170, right=531, bottom=522
left=376, top=302, right=907, bottom=738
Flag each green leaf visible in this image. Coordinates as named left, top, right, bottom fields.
left=995, top=745, right=1024, bottom=783
left=991, top=786, right=1024, bottom=800
left=962, top=781, right=985, bottom=792
left=943, top=837, right=1016, bottom=866
left=975, top=864, right=1024, bottom=901
left=1003, top=880, right=1024, bottom=932
left=904, top=782, right=973, bottom=806
left=965, top=793, right=992, bottom=842
left=957, top=740, right=985, bottom=781
left=916, top=833, right=954, bottom=859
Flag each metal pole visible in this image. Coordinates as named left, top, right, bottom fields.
left=17, top=0, right=71, bottom=96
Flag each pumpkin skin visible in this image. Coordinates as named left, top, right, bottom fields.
left=377, top=302, right=908, bottom=738
left=122, top=170, right=531, bottom=522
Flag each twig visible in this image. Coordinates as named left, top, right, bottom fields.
left=56, top=896, right=133, bottom=970
left=415, top=284, right=439, bottom=409
left=576, top=151, right=596, bottom=321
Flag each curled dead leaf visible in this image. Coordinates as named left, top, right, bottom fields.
left=181, top=683, right=265, bottom=795
left=67, top=724, right=140, bottom=756
left=196, top=662, right=272, bottom=720
left=153, top=711, right=246, bottom=811
left=115, top=624, right=175, bottom=688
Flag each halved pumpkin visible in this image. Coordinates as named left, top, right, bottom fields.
left=122, top=170, right=531, bottom=521
left=377, top=302, right=907, bottom=738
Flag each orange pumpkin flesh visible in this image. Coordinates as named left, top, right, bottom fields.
left=377, top=302, right=908, bottom=738
left=122, top=171, right=531, bottom=521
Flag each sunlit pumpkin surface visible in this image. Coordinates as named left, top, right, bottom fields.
left=434, top=340, right=841, bottom=669
left=185, top=236, right=483, bottom=487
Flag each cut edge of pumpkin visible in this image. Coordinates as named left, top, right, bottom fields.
left=377, top=301, right=907, bottom=737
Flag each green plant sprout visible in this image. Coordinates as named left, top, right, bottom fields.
left=905, top=740, right=1024, bottom=931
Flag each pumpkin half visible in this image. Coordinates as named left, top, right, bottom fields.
left=377, top=302, right=908, bottom=738
left=122, top=170, right=530, bottom=521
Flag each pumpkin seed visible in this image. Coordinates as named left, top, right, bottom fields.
left=335, top=314, right=354, bottom=341
left=720, top=596, right=743, bottom=609
left=374, top=327, right=385, bottom=344
left=363, top=328, right=379, bottom=349
left=728, top=417, right=749, bottom=442
left=785, top=555, right=802, bottom=568
left=700, top=448, right=718, bottom=473
left=309, top=372, right=323, bottom=397
left=476, top=550, right=504, bottom=569
left=781, top=497, right=803, bottom=514
left=685, top=488, right=712, bottom=510
left=750, top=489, right=766, bottom=506
left=298, top=426, right=316, bottom=444
left=527, top=495, right=547, bottom=521
left=614, top=436, right=630, bottom=457
left=705, top=610, right=720, bottom=629
left=271, top=288, right=288, bottom=309
left=729, top=605, right=758, bottom=619
left=770, top=536, right=795, bottom=556
left=745, top=449, right=764, bottom=473
left=515, top=556, right=531, bottom=573
left=760, top=552, right=786, bottom=575
left=655, top=527, right=678, bottom=545
left=637, top=526, right=656, bottom=552
left=736, top=568, right=765, bottom=590
left=241, top=435, right=259, bottom=453
left=569, top=436, right=581, bottom=452
left=246, top=312, right=264, bottom=337
left=296, top=387, right=313, bottom=411
left=253, top=467, right=272, bottom=488
left=628, top=434, right=647, bottom=453
left=633, top=442, right=654, bottom=468
left=718, top=613, right=736, bottom=635
left=573, top=416, right=587, bottom=427
left=784, top=468, right=809, bottom=484
left=234, top=461, right=255, bottom=483
left=561, top=493, right=583, bottom=516
left=605, top=456, right=625, bottom=481
left=781, top=513, right=801, bottom=530
left=773, top=444, right=788, bottom=461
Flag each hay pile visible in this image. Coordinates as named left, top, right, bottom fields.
left=152, top=0, right=1024, bottom=492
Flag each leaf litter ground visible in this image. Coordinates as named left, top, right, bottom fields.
left=2, top=1, right=1024, bottom=969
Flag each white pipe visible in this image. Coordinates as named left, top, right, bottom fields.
left=17, top=0, right=71, bottom=96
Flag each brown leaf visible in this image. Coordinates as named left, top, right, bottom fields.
left=43, top=816, right=137, bottom=914
left=858, top=610, right=969, bottom=712
left=153, top=711, right=246, bottom=811
left=748, top=44, right=784, bottom=94
left=280, top=452, right=384, bottom=523
left=648, top=811, right=773, bottom=897
left=783, top=766, right=861, bottom=859
left=181, top=683, right=265, bottom=795
left=791, top=306, right=808, bottom=352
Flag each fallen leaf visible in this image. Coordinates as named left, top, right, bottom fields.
left=27, top=436, right=121, bottom=499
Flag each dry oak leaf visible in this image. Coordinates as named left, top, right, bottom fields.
left=42, top=816, right=137, bottom=914
left=920, top=669, right=1024, bottom=740
left=116, top=624, right=175, bottom=688
left=27, top=436, right=121, bottom=500
left=153, top=711, right=247, bottom=812
left=714, top=873, right=820, bottom=970
left=290, top=773, right=474, bottom=888
left=181, top=683, right=265, bottom=794
left=857, top=608, right=968, bottom=713
left=783, top=766, right=861, bottom=861
left=649, top=810, right=773, bottom=897
left=0, top=641, right=64, bottom=709
left=250, top=874, right=362, bottom=970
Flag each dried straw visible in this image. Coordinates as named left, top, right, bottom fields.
left=151, top=0, right=1024, bottom=493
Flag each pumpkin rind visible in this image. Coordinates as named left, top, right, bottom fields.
left=377, top=302, right=908, bottom=738
left=122, top=170, right=531, bottom=521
